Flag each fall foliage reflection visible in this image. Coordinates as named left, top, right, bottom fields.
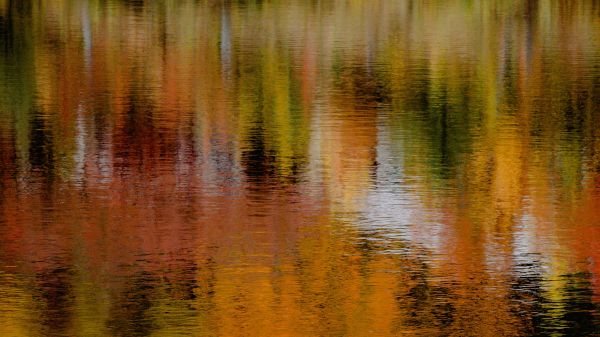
left=0, top=0, right=599, bottom=336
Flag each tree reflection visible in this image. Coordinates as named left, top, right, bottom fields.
left=0, top=0, right=599, bottom=335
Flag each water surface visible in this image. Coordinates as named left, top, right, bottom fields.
left=1, top=1, right=600, bottom=336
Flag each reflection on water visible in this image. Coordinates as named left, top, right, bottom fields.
left=1, top=0, right=600, bottom=335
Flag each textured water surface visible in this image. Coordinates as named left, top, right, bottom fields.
left=1, top=1, right=600, bottom=336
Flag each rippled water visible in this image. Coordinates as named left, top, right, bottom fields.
left=1, top=1, right=600, bottom=336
